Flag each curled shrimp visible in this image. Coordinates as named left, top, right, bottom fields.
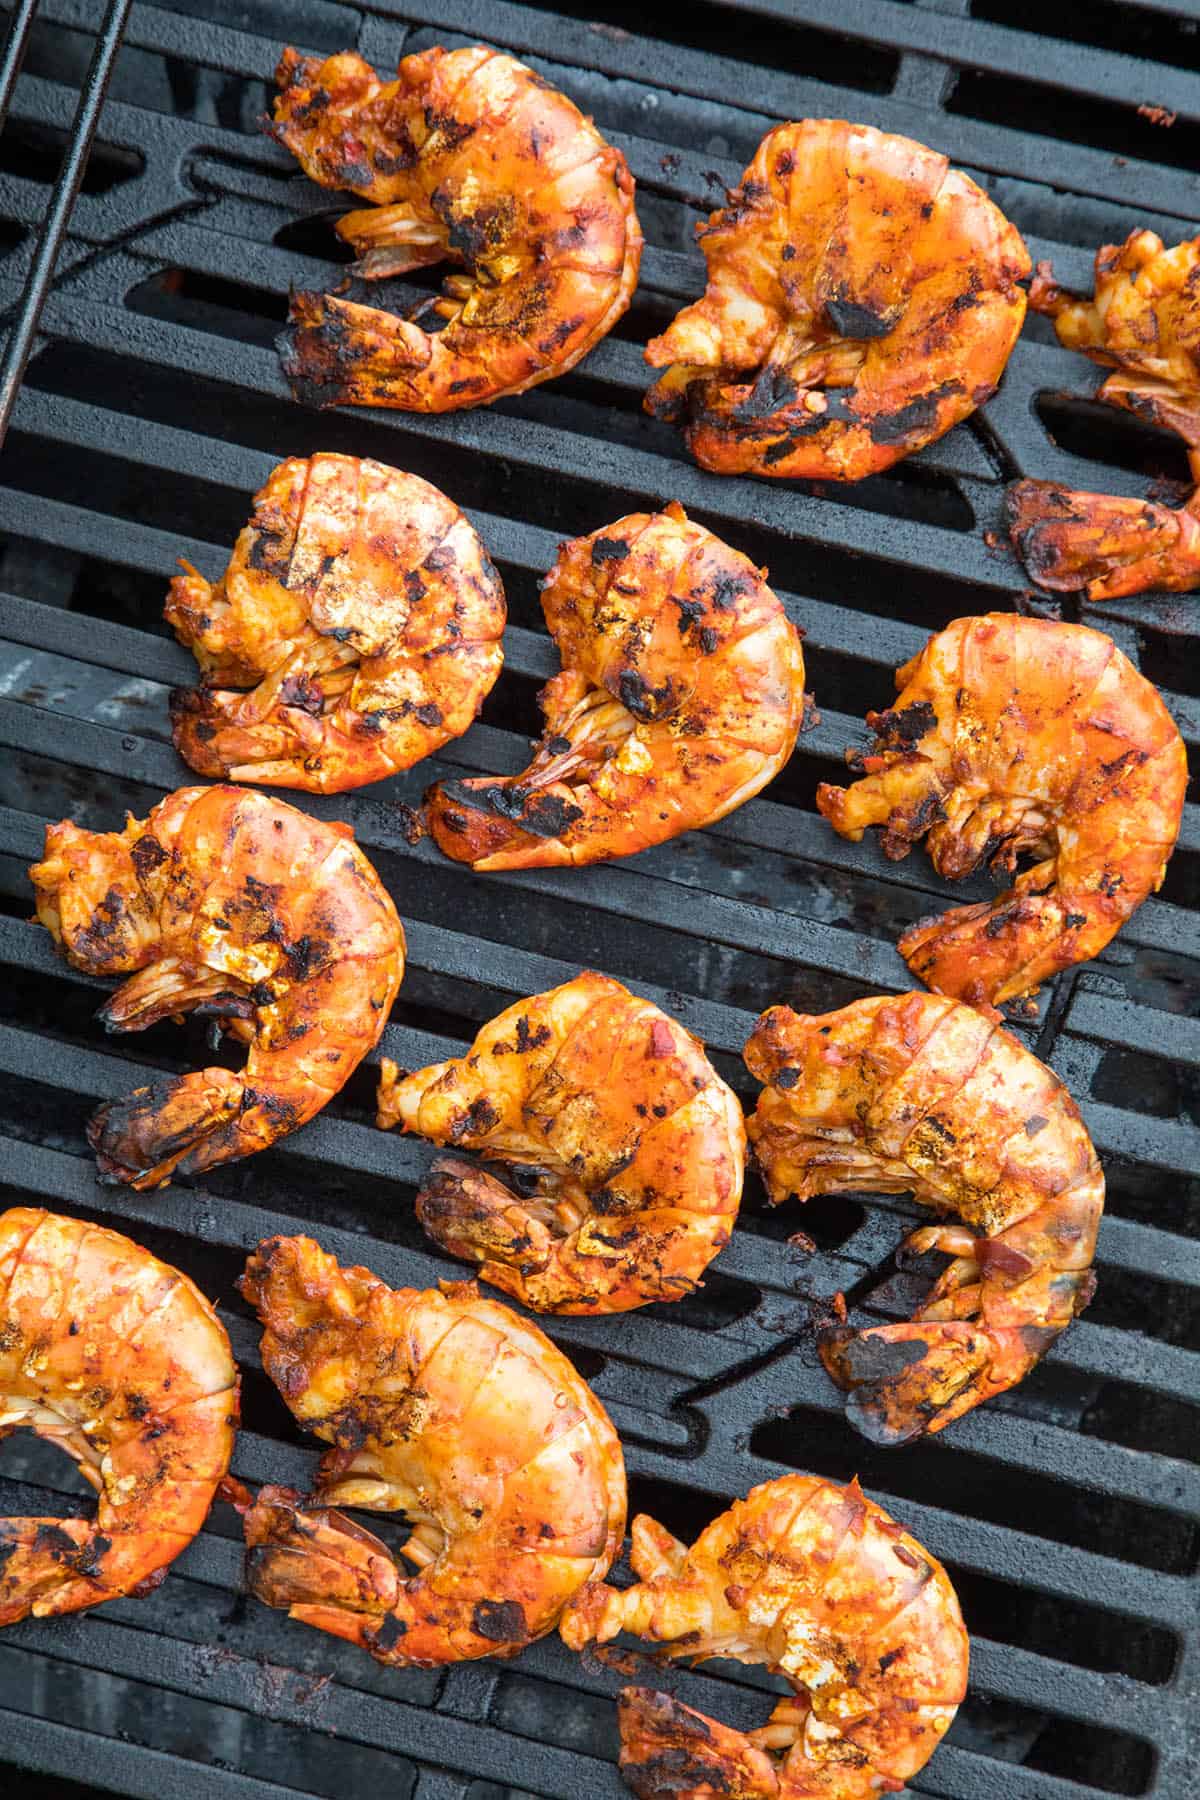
left=424, top=502, right=805, bottom=868
left=0, top=1207, right=237, bottom=1624
left=376, top=972, right=745, bottom=1313
left=269, top=45, right=642, bottom=412
left=1007, top=232, right=1200, bottom=601
left=29, top=785, right=405, bottom=1188
left=745, top=993, right=1103, bottom=1443
left=239, top=1235, right=625, bottom=1663
left=644, top=119, right=1029, bottom=480
left=168, top=454, right=505, bottom=793
left=816, top=613, right=1187, bottom=1009
left=562, top=1473, right=967, bottom=1799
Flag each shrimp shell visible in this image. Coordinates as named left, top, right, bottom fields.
left=1008, top=231, right=1200, bottom=602
left=746, top=993, right=1103, bottom=1443
left=168, top=454, right=506, bottom=793
left=376, top=972, right=746, bottom=1313
left=0, top=1208, right=237, bottom=1623
left=270, top=45, right=642, bottom=412
left=645, top=119, right=1029, bottom=480
left=240, top=1237, right=625, bottom=1663
left=424, top=502, right=806, bottom=868
left=562, top=1473, right=967, bottom=1799
left=816, top=613, right=1187, bottom=1008
left=29, top=785, right=405, bottom=1187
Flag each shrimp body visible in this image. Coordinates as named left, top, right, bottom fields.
left=376, top=972, right=745, bottom=1313
left=424, top=503, right=805, bottom=868
left=270, top=45, right=642, bottom=412
left=240, top=1236, right=625, bottom=1663
left=816, top=614, right=1186, bottom=1008
left=745, top=994, right=1103, bottom=1443
left=561, top=1474, right=967, bottom=1799
left=168, top=455, right=505, bottom=793
left=645, top=120, right=1029, bottom=480
left=0, top=1208, right=237, bottom=1623
left=1008, top=232, right=1200, bottom=600
left=30, top=786, right=405, bottom=1188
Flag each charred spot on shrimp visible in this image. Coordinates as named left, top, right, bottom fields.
left=618, top=669, right=679, bottom=721
left=820, top=1328, right=930, bottom=1387
left=869, top=381, right=965, bottom=445
left=446, top=779, right=587, bottom=841
left=130, top=835, right=168, bottom=880
left=592, top=537, right=631, bottom=566
left=472, top=1598, right=530, bottom=1643
left=870, top=700, right=938, bottom=747
left=369, top=1613, right=408, bottom=1653
left=823, top=293, right=903, bottom=339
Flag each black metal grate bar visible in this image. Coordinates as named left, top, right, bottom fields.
left=0, top=0, right=38, bottom=135
left=0, top=0, right=130, bottom=440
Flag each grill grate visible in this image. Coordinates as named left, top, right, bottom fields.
left=0, top=1, right=1197, bottom=1796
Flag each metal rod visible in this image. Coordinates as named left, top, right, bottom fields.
left=0, top=0, right=132, bottom=447
left=0, top=0, right=39, bottom=136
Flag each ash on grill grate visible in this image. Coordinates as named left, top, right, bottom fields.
left=0, top=0, right=1196, bottom=1797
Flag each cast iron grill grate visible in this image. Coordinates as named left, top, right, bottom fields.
left=0, top=0, right=1196, bottom=1795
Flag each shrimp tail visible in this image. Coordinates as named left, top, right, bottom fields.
left=279, top=290, right=432, bottom=412
left=1006, top=480, right=1200, bottom=601
left=87, top=1068, right=245, bottom=1189
left=0, top=1518, right=108, bottom=1624
left=168, top=684, right=258, bottom=780
left=617, top=1687, right=780, bottom=1800
left=243, top=1486, right=400, bottom=1626
left=424, top=775, right=588, bottom=869
left=819, top=1319, right=1058, bottom=1444
left=415, top=1155, right=555, bottom=1282
left=244, top=1482, right=543, bottom=1665
left=898, top=882, right=1099, bottom=1010
left=170, top=684, right=379, bottom=795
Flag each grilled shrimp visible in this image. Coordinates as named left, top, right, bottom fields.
left=270, top=45, right=642, bottom=412
left=0, top=1208, right=237, bottom=1624
left=816, top=614, right=1187, bottom=1009
left=746, top=994, right=1103, bottom=1443
left=424, top=503, right=805, bottom=868
left=239, top=1235, right=625, bottom=1663
left=645, top=120, right=1029, bottom=480
left=30, top=786, right=405, bottom=1188
left=562, top=1473, right=967, bottom=1799
left=1008, top=232, right=1200, bottom=601
left=376, top=972, right=745, bottom=1312
left=168, top=454, right=505, bottom=793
